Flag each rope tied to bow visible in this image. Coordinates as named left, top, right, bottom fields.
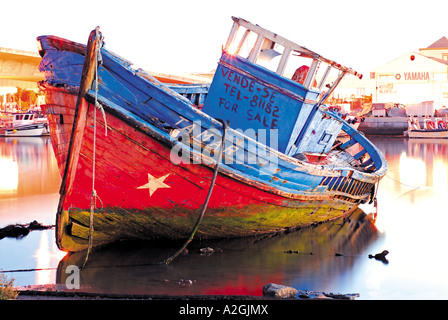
left=82, top=28, right=106, bottom=270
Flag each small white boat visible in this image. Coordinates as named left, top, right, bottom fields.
left=2, top=112, right=49, bottom=137
left=404, top=116, right=448, bottom=138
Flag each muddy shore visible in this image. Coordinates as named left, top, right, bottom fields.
left=15, top=284, right=358, bottom=300
left=17, top=290, right=275, bottom=300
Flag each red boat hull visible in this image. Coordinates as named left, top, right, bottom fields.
left=42, top=87, right=355, bottom=252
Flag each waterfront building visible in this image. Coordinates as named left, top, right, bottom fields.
left=333, top=37, right=448, bottom=114
left=372, top=36, right=448, bottom=109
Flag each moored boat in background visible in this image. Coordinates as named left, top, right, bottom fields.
left=37, top=17, right=387, bottom=253
left=404, top=116, right=448, bottom=138
left=0, top=111, right=49, bottom=137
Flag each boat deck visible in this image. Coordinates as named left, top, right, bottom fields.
left=304, top=149, right=373, bottom=172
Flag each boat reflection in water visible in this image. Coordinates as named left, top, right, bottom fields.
left=56, top=208, right=378, bottom=296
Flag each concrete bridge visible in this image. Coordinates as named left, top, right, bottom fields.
left=0, top=47, right=43, bottom=108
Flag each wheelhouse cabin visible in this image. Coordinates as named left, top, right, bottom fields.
left=202, top=17, right=362, bottom=156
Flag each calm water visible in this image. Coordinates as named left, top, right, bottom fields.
left=1, top=135, right=447, bottom=299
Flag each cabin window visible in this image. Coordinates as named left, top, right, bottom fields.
left=224, top=23, right=339, bottom=91
left=318, top=132, right=332, bottom=145
left=60, top=114, right=64, bottom=124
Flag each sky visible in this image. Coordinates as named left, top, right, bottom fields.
left=1, top=0, right=448, bottom=77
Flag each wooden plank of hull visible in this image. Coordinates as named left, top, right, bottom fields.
left=41, top=87, right=78, bottom=175
left=42, top=88, right=360, bottom=252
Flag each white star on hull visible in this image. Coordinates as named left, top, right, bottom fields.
left=137, top=173, right=171, bottom=196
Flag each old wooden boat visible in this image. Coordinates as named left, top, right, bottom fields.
left=37, top=17, right=387, bottom=253
left=404, top=116, right=448, bottom=138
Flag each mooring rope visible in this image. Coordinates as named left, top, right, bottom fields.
left=81, top=29, right=105, bottom=270
left=384, top=173, right=425, bottom=190
left=161, top=119, right=227, bottom=265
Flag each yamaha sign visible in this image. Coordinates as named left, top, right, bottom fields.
left=395, top=72, right=432, bottom=81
